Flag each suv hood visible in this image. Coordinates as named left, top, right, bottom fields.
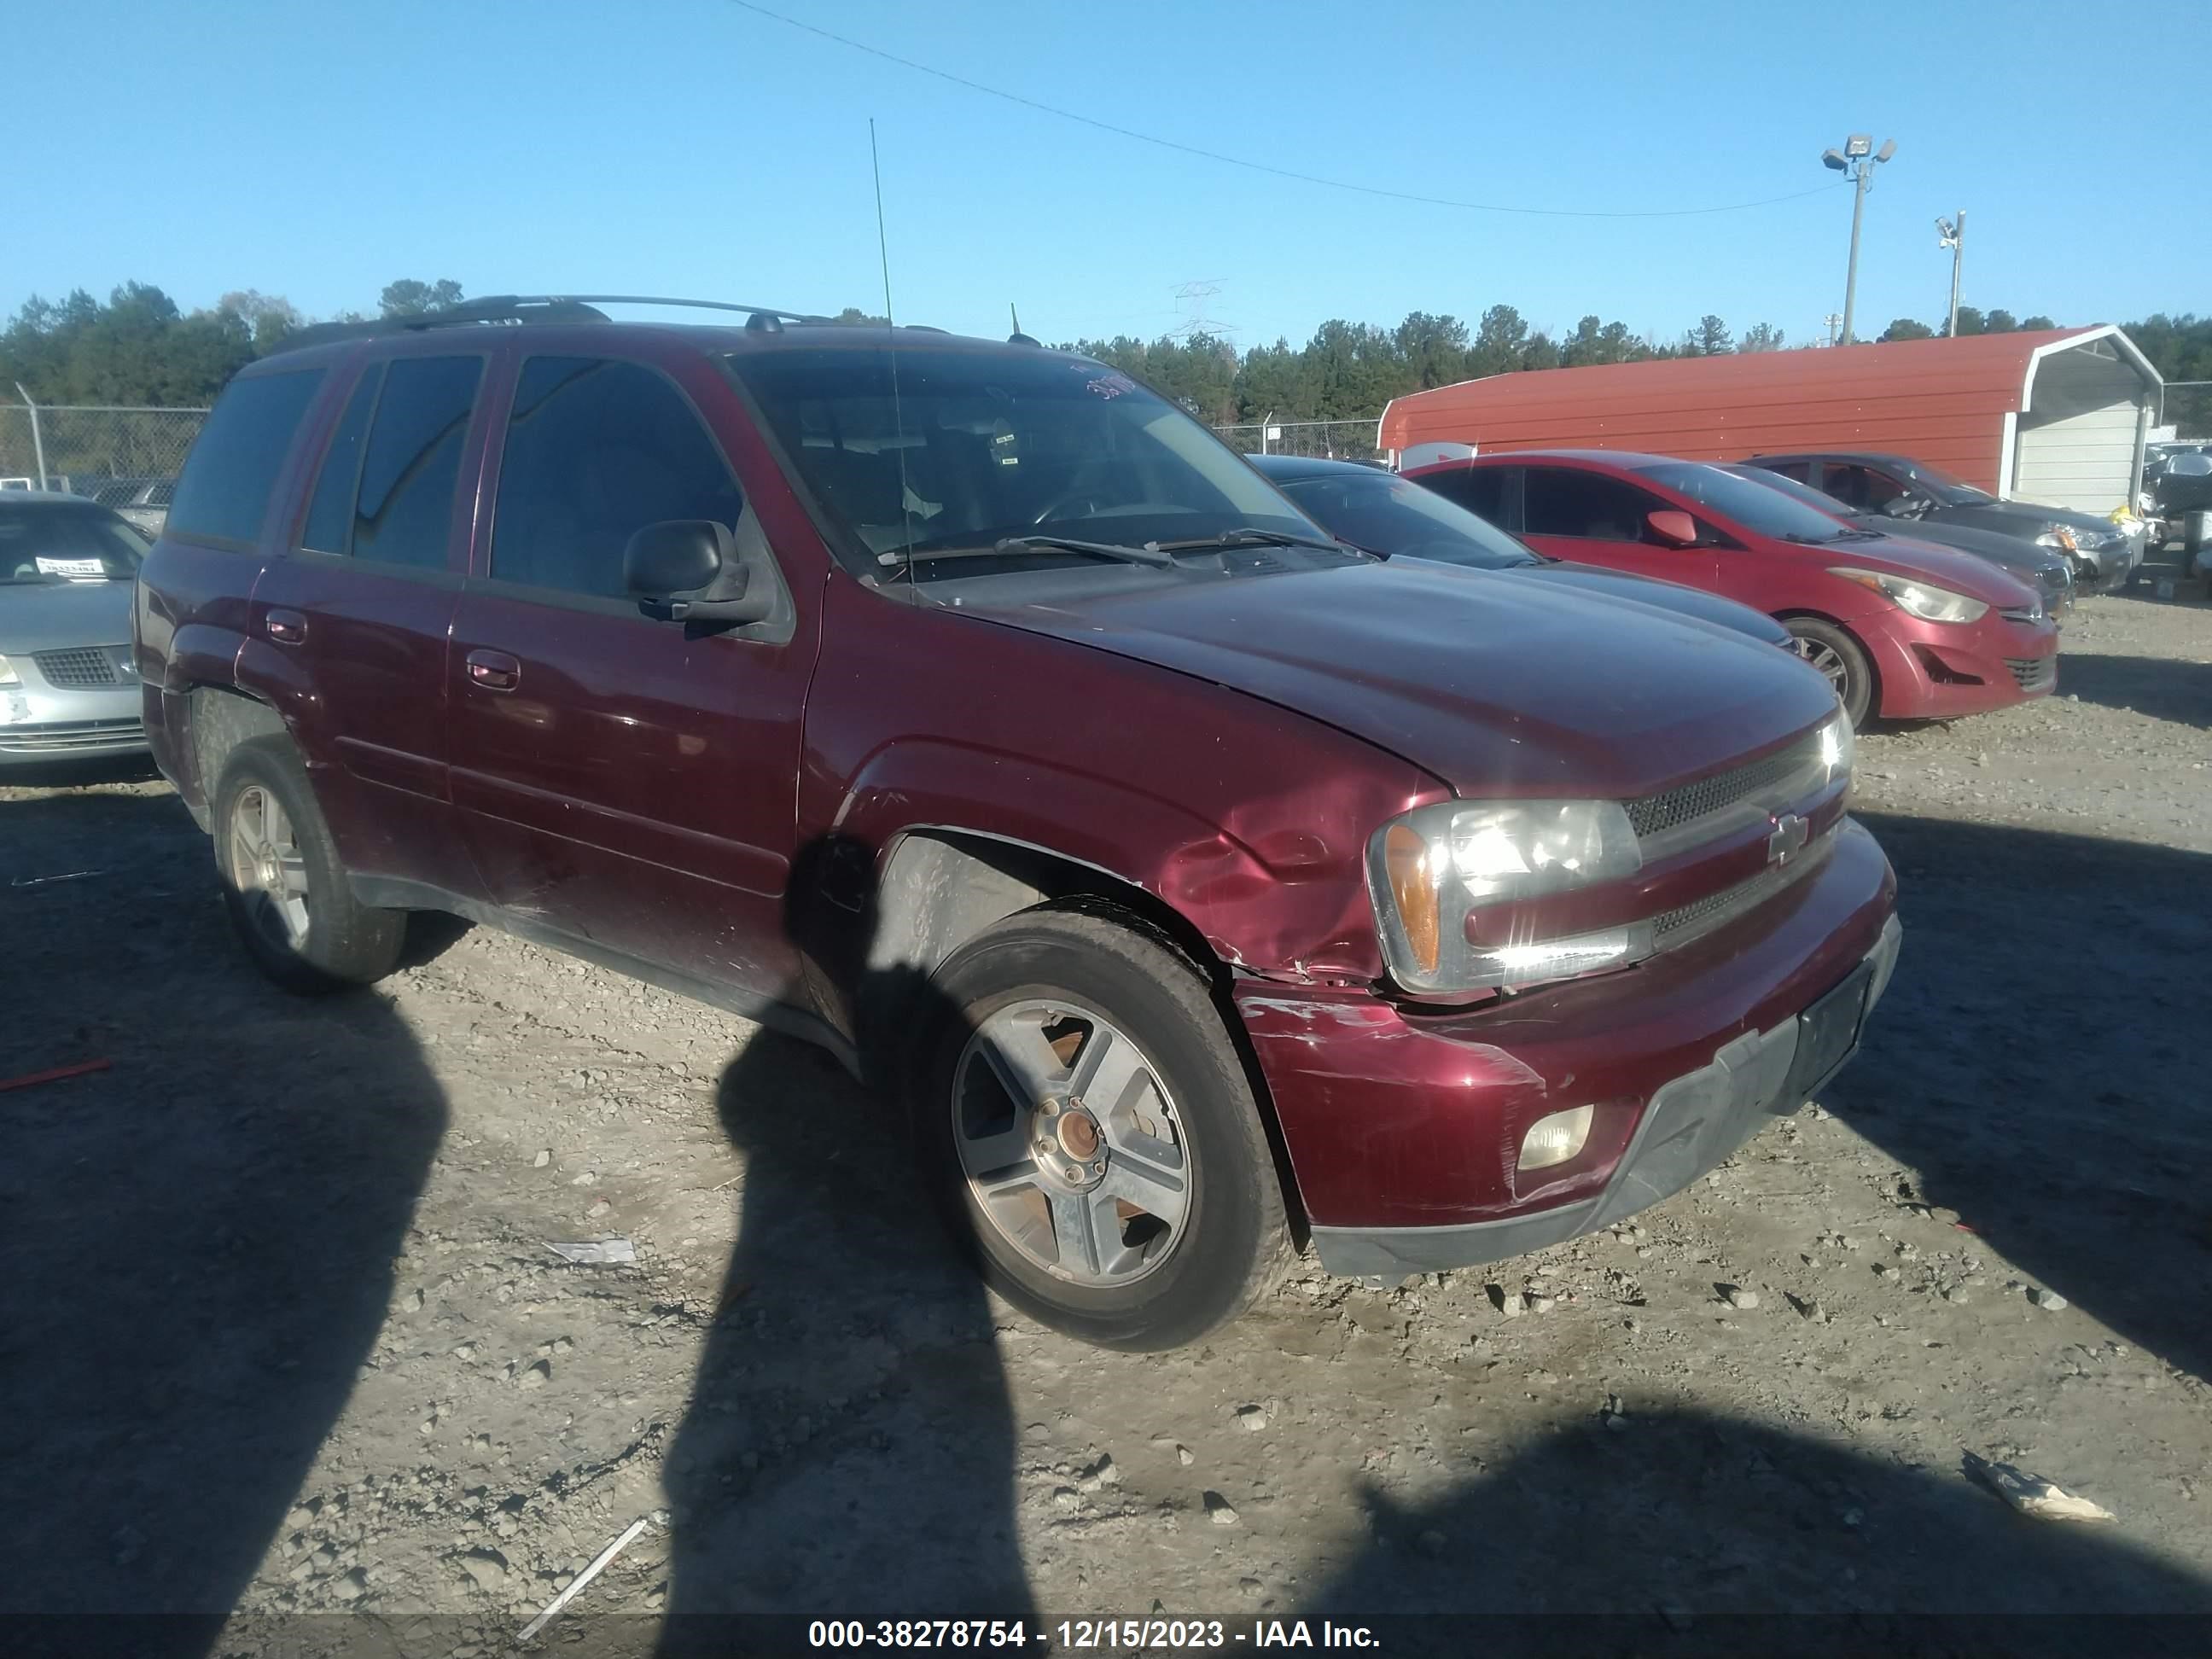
left=961, top=561, right=1837, bottom=798
left=0, top=578, right=136, bottom=653
left=1515, top=561, right=1790, bottom=645
left=1849, top=515, right=2064, bottom=573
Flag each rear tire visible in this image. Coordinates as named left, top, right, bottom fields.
left=212, top=737, right=406, bottom=994
left=912, top=905, right=1291, bottom=1351
left=1783, top=617, right=1875, bottom=728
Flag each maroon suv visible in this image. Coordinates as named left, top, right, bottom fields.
left=136, top=298, right=1901, bottom=1349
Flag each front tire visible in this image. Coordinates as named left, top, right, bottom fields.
left=1784, top=617, right=1876, bottom=728
left=213, top=737, right=407, bottom=994
left=914, top=906, right=1291, bottom=1351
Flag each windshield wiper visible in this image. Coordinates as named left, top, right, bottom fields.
left=879, top=534, right=1175, bottom=570
left=1155, top=527, right=1360, bottom=556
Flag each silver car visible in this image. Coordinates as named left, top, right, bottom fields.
left=0, top=492, right=149, bottom=765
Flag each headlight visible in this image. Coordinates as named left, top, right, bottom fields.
left=0, top=654, right=19, bottom=686
left=1368, top=800, right=1640, bottom=992
left=2038, top=522, right=2119, bottom=553
left=1828, top=566, right=1988, bottom=624
left=1819, top=708, right=1854, bottom=783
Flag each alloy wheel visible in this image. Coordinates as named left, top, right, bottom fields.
left=951, top=998, right=1192, bottom=1287
left=226, top=783, right=311, bottom=950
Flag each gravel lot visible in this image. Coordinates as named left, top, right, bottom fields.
left=3, top=591, right=2209, bottom=1651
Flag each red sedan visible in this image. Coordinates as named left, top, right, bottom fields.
left=1408, top=449, right=2058, bottom=726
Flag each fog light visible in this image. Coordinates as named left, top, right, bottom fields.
left=1518, top=1104, right=1594, bottom=1173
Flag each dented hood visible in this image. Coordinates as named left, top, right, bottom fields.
left=963, top=560, right=1840, bottom=799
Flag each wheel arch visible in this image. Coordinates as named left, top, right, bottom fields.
left=859, top=826, right=1313, bottom=1241
left=181, top=684, right=292, bottom=831
left=1773, top=608, right=1885, bottom=719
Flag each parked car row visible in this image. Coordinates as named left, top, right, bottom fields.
left=0, top=492, right=151, bottom=765
left=127, top=301, right=1901, bottom=1348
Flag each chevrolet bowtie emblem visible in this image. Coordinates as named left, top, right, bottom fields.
left=1767, top=813, right=1809, bottom=864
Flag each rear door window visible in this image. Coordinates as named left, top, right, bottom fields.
left=352, top=356, right=484, bottom=570
left=1522, top=467, right=1668, bottom=541
left=1417, top=465, right=1510, bottom=525
left=1761, top=460, right=1815, bottom=486
left=491, top=357, right=745, bottom=598
left=166, top=369, right=325, bottom=545
left=1823, top=463, right=1909, bottom=512
left=299, top=364, right=382, bottom=555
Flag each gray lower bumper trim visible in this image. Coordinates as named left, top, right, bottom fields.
left=1311, top=913, right=1903, bottom=1282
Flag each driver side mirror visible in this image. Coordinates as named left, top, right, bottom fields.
left=1883, top=494, right=1930, bottom=518
left=623, top=520, right=773, bottom=626
left=1644, top=509, right=1700, bottom=548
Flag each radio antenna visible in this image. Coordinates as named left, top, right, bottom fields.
left=870, top=118, right=919, bottom=596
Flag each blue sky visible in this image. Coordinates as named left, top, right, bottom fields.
left=14, top=0, right=2203, bottom=349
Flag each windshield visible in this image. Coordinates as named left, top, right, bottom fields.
left=1278, top=471, right=1540, bottom=568
left=1637, top=461, right=1860, bottom=544
left=1720, top=465, right=1860, bottom=518
left=729, top=345, right=1338, bottom=579
left=0, top=506, right=148, bottom=584
left=1901, top=460, right=1995, bottom=505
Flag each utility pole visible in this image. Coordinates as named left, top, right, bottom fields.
left=1937, top=212, right=1965, bottom=337
left=1823, top=314, right=1843, bottom=347
left=1821, top=136, right=1896, bottom=345
left=13, top=383, right=47, bottom=490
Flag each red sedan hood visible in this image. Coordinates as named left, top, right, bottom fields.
left=1822, top=533, right=2040, bottom=608
left=963, top=561, right=1840, bottom=798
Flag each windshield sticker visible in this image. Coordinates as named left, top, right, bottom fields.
left=1085, top=372, right=1136, bottom=401
left=35, top=556, right=107, bottom=579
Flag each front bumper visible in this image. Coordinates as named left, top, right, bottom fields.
left=1237, top=816, right=1898, bottom=1271
left=0, top=660, right=146, bottom=762
left=2073, top=534, right=2143, bottom=592
left=1863, top=608, right=2058, bottom=719
left=1306, top=913, right=1901, bottom=1278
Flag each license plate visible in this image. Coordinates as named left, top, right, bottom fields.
left=1784, top=963, right=1872, bottom=1104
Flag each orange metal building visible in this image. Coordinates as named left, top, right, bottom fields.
left=1377, top=327, right=2162, bottom=515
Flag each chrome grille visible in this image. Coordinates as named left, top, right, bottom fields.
left=32, top=647, right=122, bottom=688
left=2005, top=655, right=2056, bottom=692
left=1626, top=730, right=1825, bottom=841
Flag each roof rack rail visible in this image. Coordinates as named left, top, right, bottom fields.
left=265, top=294, right=831, bottom=357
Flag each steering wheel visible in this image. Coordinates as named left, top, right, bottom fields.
left=1029, top=487, right=1103, bottom=526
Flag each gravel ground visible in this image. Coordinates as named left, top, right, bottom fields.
left=3, top=590, right=2209, bottom=1652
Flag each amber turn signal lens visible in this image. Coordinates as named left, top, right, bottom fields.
left=1384, top=823, right=1441, bottom=975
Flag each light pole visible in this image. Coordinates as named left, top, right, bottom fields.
left=1937, top=212, right=1965, bottom=337
left=1821, top=135, right=1896, bottom=345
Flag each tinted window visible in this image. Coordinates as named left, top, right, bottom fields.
left=300, top=364, right=382, bottom=554
left=1823, top=463, right=1908, bottom=513
left=1761, top=459, right=1814, bottom=485
left=1720, top=464, right=1856, bottom=518
left=1636, top=461, right=1855, bottom=544
left=492, top=358, right=744, bottom=597
left=352, top=357, right=482, bottom=569
left=730, top=346, right=1333, bottom=580
left=0, top=505, right=148, bottom=584
left=1280, top=473, right=1538, bottom=568
left=167, top=369, right=324, bottom=544
left=1417, top=465, right=1508, bottom=523
left=1522, top=467, right=1669, bottom=541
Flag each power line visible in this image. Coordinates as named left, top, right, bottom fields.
left=724, top=1, right=1850, bottom=221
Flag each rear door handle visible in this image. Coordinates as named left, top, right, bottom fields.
left=466, top=649, right=521, bottom=691
left=264, top=608, right=308, bottom=644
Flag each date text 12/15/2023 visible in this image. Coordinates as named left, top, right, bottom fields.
left=806, top=1619, right=1382, bottom=1649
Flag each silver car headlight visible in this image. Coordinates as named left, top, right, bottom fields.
left=1367, top=800, right=1641, bottom=992
left=1829, top=566, right=1988, bottom=624
left=0, top=654, right=20, bottom=686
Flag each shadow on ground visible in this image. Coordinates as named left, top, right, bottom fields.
left=2053, top=653, right=2212, bottom=726
left=655, top=837, right=1032, bottom=1643
left=1834, top=813, right=2212, bottom=1384
left=0, top=788, right=447, bottom=1650
left=1310, top=1406, right=2212, bottom=1655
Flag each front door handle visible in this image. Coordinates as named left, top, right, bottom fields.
left=466, top=649, right=521, bottom=691
left=264, top=608, right=308, bottom=644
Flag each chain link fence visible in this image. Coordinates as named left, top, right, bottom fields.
left=0, top=401, right=207, bottom=504
left=1212, top=418, right=1386, bottom=463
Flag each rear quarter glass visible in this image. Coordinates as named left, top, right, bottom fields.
left=167, top=369, right=326, bottom=545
